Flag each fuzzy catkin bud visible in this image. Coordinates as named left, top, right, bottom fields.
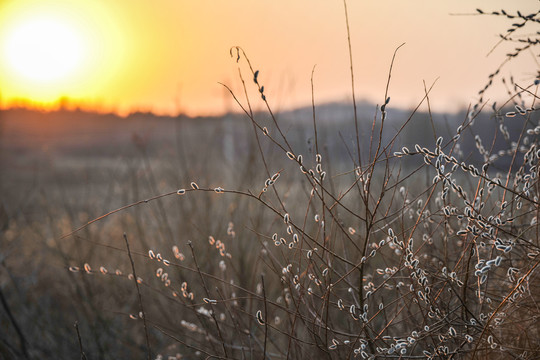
left=256, top=310, right=265, bottom=325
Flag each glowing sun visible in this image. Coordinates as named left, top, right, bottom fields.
left=3, top=14, right=86, bottom=84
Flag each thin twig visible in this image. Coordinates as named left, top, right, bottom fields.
left=123, top=233, right=152, bottom=360
left=342, top=0, right=361, bottom=168
left=74, top=321, right=88, bottom=360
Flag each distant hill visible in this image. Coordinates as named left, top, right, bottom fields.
left=0, top=102, right=528, bottom=171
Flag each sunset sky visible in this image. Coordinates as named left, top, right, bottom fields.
left=0, top=0, right=537, bottom=116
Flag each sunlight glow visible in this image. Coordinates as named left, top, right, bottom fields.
left=0, top=0, right=126, bottom=108
left=4, top=16, right=85, bottom=83
left=0, top=0, right=537, bottom=115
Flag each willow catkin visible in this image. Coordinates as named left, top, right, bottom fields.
left=84, top=263, right=92, bottom=274
left=256, top=310, right=264, bottom=325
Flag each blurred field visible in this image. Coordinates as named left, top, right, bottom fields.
left=1, top=85, right=539, bottom=360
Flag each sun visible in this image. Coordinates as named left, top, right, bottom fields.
left=3, top=14, right=86, bottom=84
left=0, top=1, right=128, bottom=109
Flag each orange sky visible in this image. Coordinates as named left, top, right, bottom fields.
left=0, top=0, right=538, bottom=116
